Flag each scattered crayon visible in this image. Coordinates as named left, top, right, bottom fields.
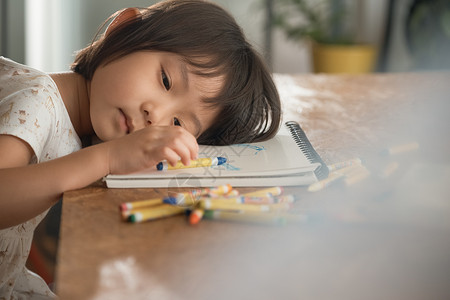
left=163, top=194, right=197, bottom=206
left=203, top=210, right=307, bottom=225
left=242, top=186, right=283, bottom=198
left=163, top=184, right=235, bottom=206
left=239, top=196, right=276, bottom=204
left=199, top=199, right=292, bottom=212
left=344, top=165, right=370, bottom=186
left=275, top=195, right=296, bottom=203
left=267, top=202, right=293, bottom=212
left=119, top=198, right=163, bottom=211
left=121, top=185, right=299, bottom=226
left=381, top=142, right=419, bottom=156
left=209, top=184, right=233, bottom=195
left=121, top=208, right=142, bottom=220
left=227, top=189, right=240, bottom=196
left=333, top=164, right=366, bottom=176
left=199, top=199, right=271, bottom=212
left=127, top=205, right=186, bottom=223
left=308, top=164, right=371, bottom=192
left=189, top=209, right=204, bottom=225
left=327, top=158, right=362, bottom=172
left=379, top=161, right=399, bottom=178
left=199, top=195, right=274, bottom=204
left=307, top=172, right=345, bottom=192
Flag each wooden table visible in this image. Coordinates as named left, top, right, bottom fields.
left=56, top=73, right=450, bottom=300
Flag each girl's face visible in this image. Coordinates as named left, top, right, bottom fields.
left=89, top=51, right=221, bottom=141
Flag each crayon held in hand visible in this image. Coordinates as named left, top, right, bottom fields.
left=156, top=157, right=227, bottom=171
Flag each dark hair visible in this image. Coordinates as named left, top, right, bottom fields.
left=72, top=0, right=281, bottom=145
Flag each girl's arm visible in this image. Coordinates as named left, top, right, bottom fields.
left=0, top=125, right=198, bottom=229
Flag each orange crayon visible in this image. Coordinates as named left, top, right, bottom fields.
left=189, top=209, right=204, bottom=225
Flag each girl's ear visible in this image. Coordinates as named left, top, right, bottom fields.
left=105, top=7, right=141, bottom=36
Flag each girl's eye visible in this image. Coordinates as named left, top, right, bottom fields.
left=173, top=118, right=181, bottom=126
left=161, top=70, right=171, bottom=91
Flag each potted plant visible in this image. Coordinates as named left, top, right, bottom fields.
left=271, top=0, right=377, bottom=73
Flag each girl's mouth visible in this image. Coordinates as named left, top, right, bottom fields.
left=119, top=109, right=131, bottom=134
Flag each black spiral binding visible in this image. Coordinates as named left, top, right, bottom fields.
left=285, top=121, right=329, bottom=180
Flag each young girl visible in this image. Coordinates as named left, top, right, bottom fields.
left=0, top=0, right=280, bottom=298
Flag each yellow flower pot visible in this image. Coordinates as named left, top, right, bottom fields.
left=312, top=43, right=377, bottom=74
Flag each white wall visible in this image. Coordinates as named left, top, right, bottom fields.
left=21, top=0, right=407, bottom=74
left=25, top=0, right=82, bottom=72
left=0, top=0, right=25, bottom=63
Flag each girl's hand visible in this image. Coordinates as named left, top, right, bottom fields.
left=102, top=126, right=199, bottom=175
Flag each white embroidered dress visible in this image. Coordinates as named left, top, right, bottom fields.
left=0, top=57, right=82, bottom=299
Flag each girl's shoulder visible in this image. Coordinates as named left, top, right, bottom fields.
left=0, top=57, right=82, bottom=162
left=0, top=57, right=55, bottom=96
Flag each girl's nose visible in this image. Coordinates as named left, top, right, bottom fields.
left=142, top=102, right=174, bottom=127
left=143, top=109, right=152, bottom=126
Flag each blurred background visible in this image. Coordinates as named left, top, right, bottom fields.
left=1, top=0, right=449, bottom=74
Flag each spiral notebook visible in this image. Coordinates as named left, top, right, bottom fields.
left=104, top=121, right=328, bottom=188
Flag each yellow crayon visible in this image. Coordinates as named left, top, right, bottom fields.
left=208, top=190, right=240, bottom=198
left=203, top=210, right=307, bottom=225
left=382, top=142, right=419, bottom=156
left=190, top=184, right=233, bottom=197
left=308, top=164, right=369, bottom=192
left=240, top=196, right=276, bottom=204
left=225, top=189, right=240, bottom=197
left=198, top=196, right=244, bottom=204
left=121, top=204, right=181, bottom=221
left=307, top=172, right=344, bottom=192
left=156, top=157, right=227, bottom=171
left=127, top=205, right=186, bottom=223
left=344, top=165, right=370, bottom=186
left=239, top=195, right=295, bottom=206
left=119, top=198, right=163, bottom=211
left=327, top=158, right=362, bottom=172
left=199, top=199, right=291, bottom=212
left=333, top=164, right=366, bottom=176
left=164, top=192, right=200, bottom=206
left=275, top=195, right=296, bottom=203
left=209, top=184, right=233, bottom=195
left=267, top=202, right=293, bottom=212
left=164, top=184, right=235, bottom=206
left=199, top=199, right=270, bottom=212
left=242, top=186, right=283, bottom=198
left=121, top=208, right=141, bottom=220
left=202, top=195, right=274, bottom=204
left=379, top=161, right=399, bottom=178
